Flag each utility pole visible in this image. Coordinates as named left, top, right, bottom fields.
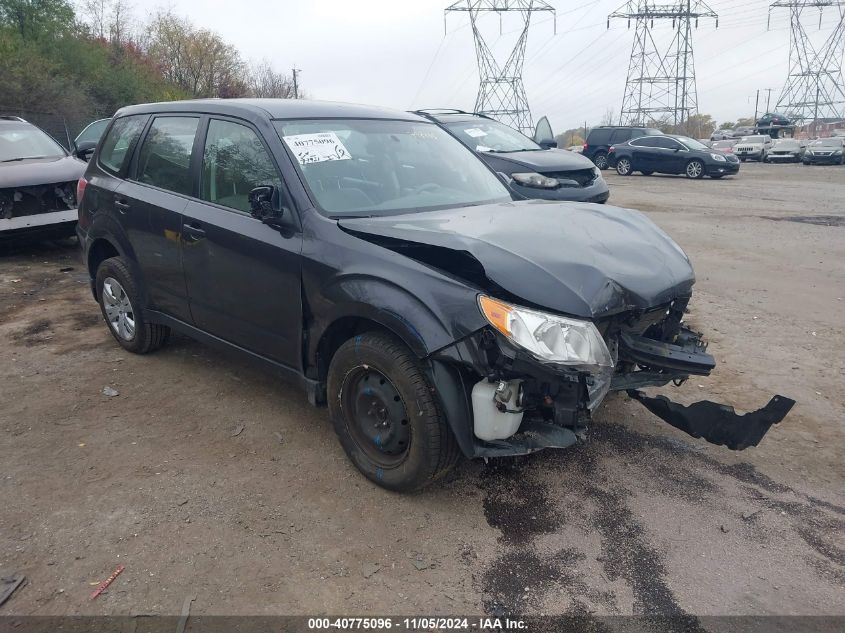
left=292, top=67, right=301, bottom=99
left=765, top=87, right=775, bottom=112
left=769, top=1, right=845, bottom=126
left=445, top=1, right=556, bottom=134
left=755, top=89, right=761, bottom=121
left=609, top=1, right=718, bottom=131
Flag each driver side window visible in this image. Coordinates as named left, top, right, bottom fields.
left=201, top=119, right=282, bottom=213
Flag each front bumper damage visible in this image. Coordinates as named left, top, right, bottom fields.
left=430, top=299, right=794, bottom=458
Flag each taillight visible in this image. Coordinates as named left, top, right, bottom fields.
left=608, top=146, right=616, bottom=153
left=582, top=143, right=588, bottom=151
left=76, top=177, right=88, bottom=206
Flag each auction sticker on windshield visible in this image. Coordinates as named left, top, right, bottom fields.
left=283, top=132, right=351, bottom=165
left=464, top=128, right=487, bottom=138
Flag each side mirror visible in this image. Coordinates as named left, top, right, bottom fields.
left=538, top=139, right=557, bottom=149
left=75, top=141, right=96, bottom=161
left=249, top=185, right=284, bottom=226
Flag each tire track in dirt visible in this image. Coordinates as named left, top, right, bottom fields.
left=476, top=418, right=844, bottom=623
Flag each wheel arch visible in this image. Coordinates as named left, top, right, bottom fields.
left=86, top=237, right=121, bottom=299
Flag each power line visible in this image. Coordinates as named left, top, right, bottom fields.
left=609, top=1, right=719, bottom=130
left=769, top=1, right=845, bottom=126
left=445, top=0, right=556, bottom=133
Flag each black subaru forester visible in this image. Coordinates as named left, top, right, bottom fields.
left=76, top=99, right=793, bottom=491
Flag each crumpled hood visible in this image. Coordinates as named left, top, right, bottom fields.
left=338, top=200, right=695, bottom=318
left=0, top=156, right=86, bottom=189
left=485, top=147, right=595, bottom=172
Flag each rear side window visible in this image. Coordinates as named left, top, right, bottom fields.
left=588, top=129, right=612, bottom=145
left=98, top=115, right=146, bottom=174
left=631, top=137, right=659, bottom=147
left=609, top=129, right=631, bottom=144
left=136, top=117, right=200, bottom=195
left=201, top=119, right=282, bottom=213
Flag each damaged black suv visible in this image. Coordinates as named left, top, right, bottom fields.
left=77, top=100, right=793, bottom=491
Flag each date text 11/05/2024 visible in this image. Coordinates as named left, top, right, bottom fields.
left=307, top=617, right=528, bottom=630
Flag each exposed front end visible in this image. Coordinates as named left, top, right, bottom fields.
left=0, top=180, right=79, bottom=241
left=432, top=294, right=793, bottom=458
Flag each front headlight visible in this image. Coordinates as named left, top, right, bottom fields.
left=478, top=295, right=614, bottom=369
left=511, top=172, right=560, bottom=189
left=711, top=153, right=727, bottom=162
left=592, top=166, right=602, bottom=178
left=833, top=150, right=843, bottom=155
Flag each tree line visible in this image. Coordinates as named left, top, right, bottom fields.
left=0, top=0, right=299, bottom=135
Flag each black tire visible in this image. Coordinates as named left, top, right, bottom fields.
left=740, top=157, right=747, bottom=163
left=685, top=159, right=705, bottom=179
left=593, top=152, right=609, bottom=170
left=95, top=256, right=170, bottom=354
left=640, top=170, right=654, bottom=176
left=615, top=157, right=633, bottom=176
left=327, top=332, right=460, bottom=492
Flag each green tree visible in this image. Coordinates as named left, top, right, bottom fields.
left=0, top=0, right=74, bottom=40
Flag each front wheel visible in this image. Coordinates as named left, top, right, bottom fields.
left=685, top=159, right=705, bottom=179
left=616, top=157, right=633, bottom=176
left=327, top=332, right=460, bottom=492
left=95, top=257, right=170, bottom=354
left=593, top=152, right=609, bottom=170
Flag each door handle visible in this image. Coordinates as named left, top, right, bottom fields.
left=182, top=222, right=206, bottom=243
left=114, top=198, right=130, bottom=213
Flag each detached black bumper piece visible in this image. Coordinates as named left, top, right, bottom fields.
left=628, top=390, right=795, bottom=450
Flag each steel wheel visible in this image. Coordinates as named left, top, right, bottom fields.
left=101, top=277, right=135, bottom=341
left=616, top=157, right=632, bottom=176
left=594, top=153, right=609, bottom=170
left=340, top=366, right=411, bottom=467
left=686, top=160, right=704, bottom=179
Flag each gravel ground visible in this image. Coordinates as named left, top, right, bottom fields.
left=0, top=162, right=843, bottom=620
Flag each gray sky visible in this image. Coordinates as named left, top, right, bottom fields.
left=169, top=0, right=843, bottom=132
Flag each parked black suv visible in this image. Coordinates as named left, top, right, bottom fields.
left=583, top=125, right=663, bottom=170
left=1, top=116, right=86, bottom=241
left=415, top=110, right=609, bottom=204
left=76, top=99, right=792, bottom=491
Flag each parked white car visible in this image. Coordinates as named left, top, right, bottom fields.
left=734, top=135, right=773, bottom=162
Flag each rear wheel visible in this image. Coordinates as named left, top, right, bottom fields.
left=616, top=157, right=632, bottom=176
left=327, top=332, right=460, bottom=492
left=95, top=257, right=170, bottom=354
left=685, top=159, right=705, bottom=179
left=593, top=152, right=609, bottom=170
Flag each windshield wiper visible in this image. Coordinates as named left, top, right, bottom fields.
left=1, top=155, right=49, bottom=163
left=486, top=148, right=542, bottom=153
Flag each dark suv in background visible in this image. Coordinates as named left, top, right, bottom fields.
left=76, top=99, right=791, bottom=491
left=583, top=125, right=664, bottom=170
left=416, top=110, right=609, bottom=204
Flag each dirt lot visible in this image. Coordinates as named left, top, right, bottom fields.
left=1, top=162, right=843, bottom=620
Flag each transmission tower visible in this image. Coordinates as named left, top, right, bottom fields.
left=445, top=1, right=555, bottom=133
left=609, top=1, right=718, bottom=130
left=769, top=1, right=845, bottom=127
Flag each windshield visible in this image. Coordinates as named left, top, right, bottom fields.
left=0, top=122, right=66, bottom=162
left=675, top=136, right=708, bottom=150
left=811, top=138, right=842, bottom=147
left=442, top=118, right=542, bottom=153
left=740, top=136, right=768, bottom=144
left=274, top=119, right=511, bottom=216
